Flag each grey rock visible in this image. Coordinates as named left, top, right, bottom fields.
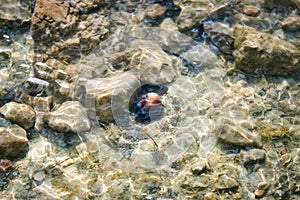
left=233, top=25, right=300, bottom=76
left=25, top=77, right=50, bottom=95
left=240, top=149, right=266, bottom=164
left=215, top=175, right=239, bottom=190
left=0, top=102, right=36, bottom=129
left=44, top=101, right=90, bottom=133
left=219, top=123, right=262, bottom=147
left=128, top=40, right=178, bottom=85
left=175, top=1, right=214, bottom=31
left=84, top=72, right=141, bottom=122
left=0, top=124, right=28, bottom=157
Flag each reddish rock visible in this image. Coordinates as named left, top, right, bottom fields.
left=31, top=0, right=78, bottom=54
left=0, top=159, right=14, bottom=172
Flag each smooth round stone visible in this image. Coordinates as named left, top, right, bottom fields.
left=254, top=189, right=265, bottom=198
left=242, top=5, right=261, bottom=17
left=33, top=171, right=45, bottom=182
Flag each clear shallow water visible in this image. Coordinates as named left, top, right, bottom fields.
left=1, top=1, right=300, bottom=199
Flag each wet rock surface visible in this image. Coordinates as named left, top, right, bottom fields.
left=233, top=25, right=300, bottom=76
left=0, top=102, right=35, bottom=129
left=85, top=72, right=141, bottom=122
left=44, top=101, right=90, bottom=133
left=0, top=125, right=28, bottom=157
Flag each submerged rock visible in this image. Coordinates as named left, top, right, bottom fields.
left=240, top=149, right=266, bottom=165
left=203, top=22, right=234, bottom=55
left=0, top=124, right=28, bottom=157
left=31, top=0, right=77, bottom=44
left=145, top=4, right=167, bottom=18
left=0, top=102, right=36, bottom=129
left=44, top=101, right=90, bottom=133
left=175, top=1, right=213, bottom=31
left=128, top=40, right=178, bottom=85
left=233, top=25, right=300, bottom=76
left=85, top=72, right=141, bottom=122
left=263, top=0, right=300, bottom=10
left=219, top=123, right=262, bottom=147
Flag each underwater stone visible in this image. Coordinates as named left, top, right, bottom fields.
left=219, top=123, right=262, bottom=147
left=203, top=22, right=234, bottom=55
left=44, top=101, right=90, bottom=133
left=242, top=5, right=261, bottom=17
left=214, top=174, right=239, bottom=190
left=128, top=40, right=178, bottom=85
left=0, top=124, right=28, bottom=157
left=240, top=149, right=266, bottom=165
left=175, top=1, right=213, bottom=31
left=85, top=72, right=141, bottom=122
left=145, top=4, right=167, bottom=18
left=263, top=0, right=300, bottom=10
left=0, top=102, right=36, bottom=129
left=233, top=25, right=300, bottom=76
left=25, top=77, right=50, bottom=95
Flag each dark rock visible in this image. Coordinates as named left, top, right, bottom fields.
left=0, top=124, right=28, bottom=157
left=204, top=22, right=234, bottom=54
left=0, top=159, right=14, bottom=172
left=0, top=102, right=35, bottom=129
left=25, top=77, right=50, bottom=95
left=263, top=0, right=300, bottom=10
left=233, top=25, right=300, bottom=76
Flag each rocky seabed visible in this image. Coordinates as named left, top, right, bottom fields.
left=0, top=0, right=299, bottom=199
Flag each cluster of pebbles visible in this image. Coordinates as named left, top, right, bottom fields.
left=0, top=0, right=300, bottom=199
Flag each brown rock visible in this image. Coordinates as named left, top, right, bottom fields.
left=31, top=0, right=77, bottom=42
left=44, top=101, right=90, bottom=133
left=145, top=4, right=167, bottom=18
left=175, top=0, right=214, bottom=30
left=281, top=16, right=300, bottom=32
left=242, top=5, right=261, bottom=17
left=233, top=25, right=300, bottom=76
left=0, top=125, right=28, bottom=157
left=0, top=102, right=36, bottom=129
left=254, top=189, right=265, bottom=198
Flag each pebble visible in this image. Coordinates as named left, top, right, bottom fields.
left=254, top=189, right=265, bottom=198
left=242, top=5, right=261, bottom=17
left=145, top=4, right=167, bottom=18
left=281, top=16, right=300, bottom=32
